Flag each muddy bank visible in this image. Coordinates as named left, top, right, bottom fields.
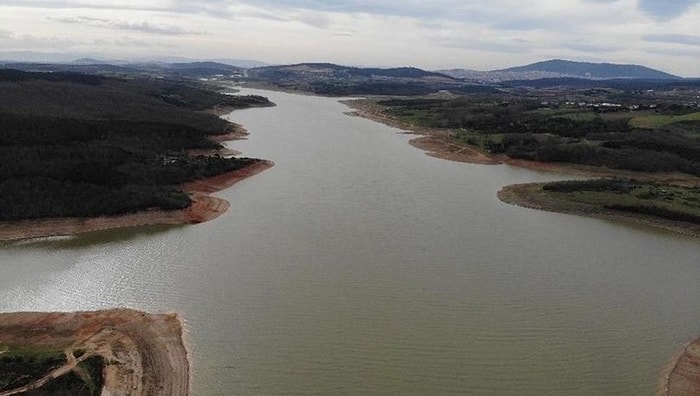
left=0, top=309, right=188, bottom=396
left=342, top=99, right=500, bottom=165
left=498, top=183, right=700, bottom=238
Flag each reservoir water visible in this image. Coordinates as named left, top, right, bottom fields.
left=1, top=89, right=699, bottom=394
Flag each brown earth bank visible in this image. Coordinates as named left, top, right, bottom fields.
left=342, top=98, right=500, bottom=165
left=497, top=183, right=700, bottom=238
left=0, top=159, right=274, bottom=243
left=0, top=309, right=188, bottom=396
left=660, top=336, right=700, bottom=395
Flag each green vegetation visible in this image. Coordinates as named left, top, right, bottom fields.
left=542, top=179, right=700, bottom=224
left=376, top=96, right=700, bottom=176
left=629, top=112, right=700, bottom=128
left=0, top=346, right=65, bottom=391
left=0, top=69, right=271, bottom=221
left=0, top=345, right=105, bottom=395
left=33, top=356, right=105, bottom=396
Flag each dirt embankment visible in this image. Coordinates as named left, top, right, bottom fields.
left=497, top=183, right=700, bottom=238
left=0, top=129, right=273, bottom=243
left=659, top=336, right=700, bottom=395
left=0, top=309, right=189, bottom=396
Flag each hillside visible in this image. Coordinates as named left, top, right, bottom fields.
left=498, top=59, right=680, bottom=80
left=0, top=69, right=272, bottom=221
left=439, top=59, right=681, bottom=82
left=246, top=63, right=460, bottom=95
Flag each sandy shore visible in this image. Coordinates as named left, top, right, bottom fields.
left=0, top=309, right=188, bottom=396
left=498, top=182, right=700, bottom=238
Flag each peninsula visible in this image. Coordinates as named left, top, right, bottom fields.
left=0, top=69, right=274, bottom=242
left=343, top=79, right=700, bottom=237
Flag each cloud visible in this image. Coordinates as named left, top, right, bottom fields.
left=48, top=16, right=208, bottom=35
left=563, top=42, right=622, bottom=53
left=644, top=33, right=700, bottom=47
left=0, top=29, right=12, bottom=39
left=637, top=0, right=699, bottom=21
left=435, top=36, right=533, bottom=54
left=0, top=33, right=82, bottom=49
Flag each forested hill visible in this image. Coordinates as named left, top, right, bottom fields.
left=498, top=59, right=680, bottom=80
left=0, top=70, right=272, bottom=221
left=246, top=63, right=461, bottom=95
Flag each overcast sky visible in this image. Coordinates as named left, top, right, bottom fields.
left=1, top=0, right=699, bottom=76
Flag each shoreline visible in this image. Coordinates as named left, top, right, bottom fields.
left=659, top=336, right=700, bottom=395
left=0, top=309, right=189, bottom=396
left=0, top=159, right=273, bottom=243
left=342, top=98, right=500, bottom=165
left=497, top=183, right=700, bottom=238
left=344, top=97, right=700, bottom=238
left=342, top=98, right=700, bottom=184
left=0, top=118, right=273, bottom=243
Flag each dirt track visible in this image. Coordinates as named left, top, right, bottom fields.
left=0, top=309, right=189, bottom=396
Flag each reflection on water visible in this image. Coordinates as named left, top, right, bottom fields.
left=1, top=89, right=699, bottom=395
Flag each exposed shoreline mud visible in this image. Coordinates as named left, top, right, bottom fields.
left=0, top=309, right=189, bottom=396
left=659, top=336, right=700, bottom=395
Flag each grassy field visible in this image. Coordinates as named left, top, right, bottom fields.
left=543, top=179, right=700, bottom=223
left=629, top=112, right=700, bottom=128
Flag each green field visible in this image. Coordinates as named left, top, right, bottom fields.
left=629, top=112, right=700, bottom=128
left=542, top=179, right=700, bottom=223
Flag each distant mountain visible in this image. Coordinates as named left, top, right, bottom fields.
left=498, top=59, right=680, bottom=80
left=165, top=62, right=244, bottom=78
left=208, top=58, right=268, bottom=68
left=439, top=59, right=681, bottom=82
left=246, top=63, right=461, bottom=95
left=71, top=58, right=111, bottom=65
left=248, top=63, right=459, bottom=85
left=249, top=63, right=457, bottom=82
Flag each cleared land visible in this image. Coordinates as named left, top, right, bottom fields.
left=0, top=309, right=188, bottom=396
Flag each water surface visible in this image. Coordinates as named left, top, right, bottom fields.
left=1, top=90, right=699, bottom=394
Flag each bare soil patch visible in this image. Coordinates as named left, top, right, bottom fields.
left=0, top=309, right=188, bottom=396
left=660, top=336, right=700, bottom=395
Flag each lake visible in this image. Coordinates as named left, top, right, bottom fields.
left=1, top=89, right=699, bottom=394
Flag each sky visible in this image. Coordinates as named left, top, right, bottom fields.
left=0, top=0, right=699, bottom=76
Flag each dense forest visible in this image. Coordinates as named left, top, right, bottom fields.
left=377, top=96, right=700, bottom=176
left=0, top=70, right=272, bottom=221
